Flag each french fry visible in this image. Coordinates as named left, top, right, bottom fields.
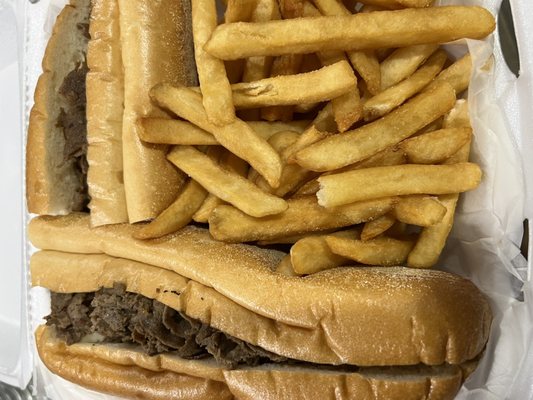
left=192, top=0, right=235, bottom=125
left=407, top=101, right=471, bottom=268
left=346, top=146, right=406, bottom=170
left=413, top=117, right=443, bottom=136
left=209, top=195, right=396, bottom=242
left=312, top=0, right=381, bottom=95
left=193, top=152, right=249, bottom=223
left=292, top=178, right=320, bottom=196
left=347, top=51, right=381, bottom=96
left=317, top=162, right=481, bottom=207
left=151, top=84, right=282, bottom=187
left=229, top=61, right=356, bottom=108
left=261, top=0, right=305, bottom=121
left=139, top=118, right=218, bottom=145
left=326, top=236, right=415, bottom=266
left=250, top=120, right=310, bottom=136
left=361, top=214, right=396, bottom=241
left=294, top=82, right=456, bottom=171
left=317, top=52, right=362, bottom=132
left=253, top=130, right=318, bottom=197
left=358, top=0, right=433, bottom=8
left=224, top=0, right=257, bottom=22
left=257, top=230, right=335, bottom=245
left=240, top=0, right=281, bottom=120
left=406, top=194, right=458, bottom=268
left=242, top=0, right=280, bottom=81
left=133, top=179, right=208, bottom=240
left=290, top=229, right=358, bottom=275
left=394, top=195, right=446, bottom=227
left=380, top=44, right=439, bottom=90
left=204, top=7, right=495, bottom=59
left=267, top=130, right=301, bottom=152
left=276, top=254, right=298, bottom=276
left=443, top=99, right=470, bottom=129
left=399, top=127, right=472, bottom=164
left=167, top=146, right=287, bottom=217
left=363, top=50, right=447, bottom=121
left=139, top=118, right=309, bottom=145
left=427, top=53, right=472, bottom=95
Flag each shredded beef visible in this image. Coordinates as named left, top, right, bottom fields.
left=47, top=283, right=287, bottom=369
left=46, top=292, right=94, bottom=344
left=56, top=60, right=89, bottom=210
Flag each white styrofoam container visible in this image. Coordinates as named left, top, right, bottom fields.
left=1, top=0, right=532, bottom=398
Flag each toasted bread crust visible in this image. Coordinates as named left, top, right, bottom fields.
left=86, top=0, right=128, bottom=226
left=36, top=326, right=232, bottom=400
left=118, top=0, right=197, bottom=222
left=37, top=325, right=466, bottom=400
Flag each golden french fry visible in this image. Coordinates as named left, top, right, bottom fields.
left=380, top=44, right=439, bottom=90
left=363, top=50, right=447, bottom=121
left=224, top=0, right=257, bottom=22
left=443, top=99, right=470, bottom=129
left=312, top=0, right=381, bottom=95
left=295, top=82, right=456, bottom=171
left=348, top=51, right=381, bottom=96
left=317, top=52, right=362, bottom=132
left=413, top=117, right=444, bottom=136
left=326, top=236, right=415, bottom=266
left=407, top=101, right=471, bottom=268
left=209, top=195, right=396, bottom=242
left=251, top=120, right=310, bottom=137
left=139, top=118, right=309, bottom=145
left=427, top=53, right=472, bottom=95
left=361, top=214, right=396, bottom=241
left=133, top=179, right=208, bottom=240
left=267, top=130, right=301, bottom=152
left=317, top=162, right=481, bottom=207
left=229, top=61, right=356, bottom=108
left=346, top=146, right=406, bottom=170
left=240, top=0, right=281, bottom=121
left=151, top=84, right=282, bottom=187
left=290, top=229, right=358, bottom=274
left=204, top=7, right=495, bottom=59
left=192, top=0, right=235, bottom=125
left=358, top=0, right=433, bottom=8
left=407, top=194, right=458, bottom=268
left=259, top=3, right=305, bottom=121
left=292, top=178, right=320, bottom=197
left=193, top=152, right=249, bottom=223
left=399, top=127, right=472, bottom=164
left=257, top=230, right=336, bottom=245
left=139, top=118, right=218, bottom=145
left=394, top=195, right=446, bottom=227
left=276, top=254, right=298, bottom=276
left=253, top=130, right=317, bottom=197
left=168, top=146, right=286, bottom=217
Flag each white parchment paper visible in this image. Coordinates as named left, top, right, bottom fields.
left=24, top=0, right=533, bottom=399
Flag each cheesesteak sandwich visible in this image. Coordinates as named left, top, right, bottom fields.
left=26, top=0, right=197, bottom=226
left=30, top=213, right=491, bottom=400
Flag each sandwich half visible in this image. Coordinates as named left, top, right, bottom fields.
left=26, top=0, right=197, bottom=225
left=30, top=214, right=491, bottom=400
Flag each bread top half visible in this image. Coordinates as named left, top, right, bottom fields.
left=30, top=213, right=491, bottom=367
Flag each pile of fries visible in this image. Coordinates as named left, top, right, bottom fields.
left=137, top=0, right=494, bottom=274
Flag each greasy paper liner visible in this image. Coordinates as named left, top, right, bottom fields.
left=21, top=0, right=532, bottom=399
